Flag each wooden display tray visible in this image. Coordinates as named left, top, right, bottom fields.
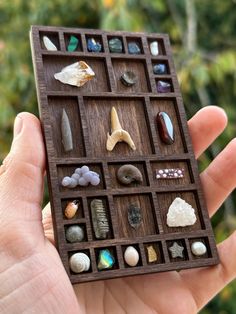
left=30, top=25, right=219, bottom=284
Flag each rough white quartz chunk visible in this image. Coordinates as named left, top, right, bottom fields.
left=54, top=61, right=95, bottom=87
left=191, top=241, right=207, bottom=256
left=166, top=197, right=197, bottom=227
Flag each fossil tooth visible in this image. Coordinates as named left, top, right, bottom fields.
left=117, top=164, right=143, bottom=185
left=61, top=109, right=73, bottom=152
left=64, top=200, right=79, bottom=219
left=90, top=199, right=109, bottom=239
left=43, top=36, right=57, bottom=51
left=54, top=61, right=95, bottom=87
left=128, top=204, right=142, bottom=229
left=106, top=107, right=136, bottom=151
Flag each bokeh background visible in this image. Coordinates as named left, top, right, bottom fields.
left=0, top=0, right=235, bottom=312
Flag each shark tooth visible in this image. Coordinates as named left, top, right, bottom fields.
left=106, top=107, right=136, bottom=151
left=54, top=61, right=95, bottom=87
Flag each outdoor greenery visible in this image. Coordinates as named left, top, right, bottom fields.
left=0, top=0, right=235, bottom=312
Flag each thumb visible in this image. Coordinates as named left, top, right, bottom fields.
left=0, top=112, right=45, bottom=223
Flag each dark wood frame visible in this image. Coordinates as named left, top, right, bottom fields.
left=30, top=25, right=219, bottom=284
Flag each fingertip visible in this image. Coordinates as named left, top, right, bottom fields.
left=198, top=106, right=228, bottom=129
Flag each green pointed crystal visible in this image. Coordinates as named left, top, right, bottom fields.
left=67, top=35, right=79, bottom=52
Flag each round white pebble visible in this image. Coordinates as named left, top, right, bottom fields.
left=164, top=169, right=169, bottom=173
left=156, top=174, right=161, bottom=179
left=177, top=170, right=182, bottom=174
left=159, top=170, right=164, bottom=174
left=163, top=174, right=167, bottom=178
left=191, top=241, right=207, bottom=256
left=124, top=246, right=139, bottom=267
left=81, top=165, right=90, bottom=174
left=174, top=173, right=178, bottom=177
left=90, top=175, right=100, bottom=186
left=61, top=176, right=72, bottom=187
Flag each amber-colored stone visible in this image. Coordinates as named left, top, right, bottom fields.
left=156, top=111, right=174, bottom=145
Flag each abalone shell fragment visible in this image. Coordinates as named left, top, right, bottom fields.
left=117, top=164, right=143, bottom=185
left=120, top=71, right=137, bottom=87
left=90, top=199, right=109, bottom=239
left=156, top=111, right=174, bottom=145
left=128, top=204, right=142, bottom=229
left=97, top=249, right=115, bottom=270
left=61, top=109, right=73, bottom=152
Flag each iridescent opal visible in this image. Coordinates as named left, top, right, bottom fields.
left=87, top=38, right=102, bottom=52
left=128, top=42, right=141, bottom=54
left=109, top=38, right=123, bottom=53
left=67, top=35, right=79, bottom=52
left=156, top=111, right=174, bottom=145
left=97, top=249, right=115, bottom=270
left=153, top=64, right=167, bottom=75
left=157, top=80, right=171, bottom=93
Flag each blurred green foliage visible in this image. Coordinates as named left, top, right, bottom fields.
left=0, top=0, right=235, bottom=312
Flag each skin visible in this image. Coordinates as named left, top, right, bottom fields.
left=0, top=106, right=236, bottom=314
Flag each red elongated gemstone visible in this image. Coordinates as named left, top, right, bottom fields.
left=156, top=111, right=174, bottom=145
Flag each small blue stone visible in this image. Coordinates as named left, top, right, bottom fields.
left=128, top=42, right=141, bottom=54
left=87, top=38, right=102, bottom=52
left=153, top=64, right=167, bottom=75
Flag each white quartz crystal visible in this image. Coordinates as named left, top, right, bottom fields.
left=150, top=41, right=159, bottom=56
left=167, top=197, right=197, bottom=227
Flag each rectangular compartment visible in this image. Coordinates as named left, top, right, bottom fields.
left=85, top=34, right=104, bottom=52
left=61, top=197, right=84, bottom=220
left=126, top=36, right=144, bottom=54
left=156, top=191, right=205, bottom=234
left=58, top=163, right=105, bottom=192
left=48, top=96, right=86, bottom=158
left=95, top=246, right=119, bottom=271
left=152, top=60, right=170, bottom=75
left=40, top=31, right=60, bottom=51
left=166, top=239, right=188, bottom=262
left=64, top=223, right=88, bottom=243
left=121, top=244, right=143, bottom=268
left=112, top=59, right=151, bottom=93
left=150, top=98, right=187, bottom=155
left=43, top=55, right=110, bottom=92
left=84, top=97, right=155, bottom=157
left=68, top=249, right=92, bottom=275
left=108, top=161, right=149, bottom=189
left=113, top=193, right=159, bottom=238
left=188, top=237, right=212, bottom=259
left=147, top=38, right=166, bottom=55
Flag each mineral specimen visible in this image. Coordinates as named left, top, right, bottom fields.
left=150, top=41, right=159, bottom=56
left=97, top=249, right=115, bottom=270
left=65, top=225, right=84, bottom=243
left=108, top=38, right=123, bottom=53
left=156, top=111, right=174, bottom=145
left=128, top=42, right=141, bottom=54
left=87, top=38, right=102, bottom=52
left=128, top=204, right=142, bottom=229
left=43, top=36, right=57, bottom=51
left=67, top=35, right=79, bottom=52
left=157, top=80, right=171, bottom=93
left=191, top=241, right=207, bottom=256
left=120, top=71, right=137, bottom=87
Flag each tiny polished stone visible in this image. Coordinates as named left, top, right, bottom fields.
left=191, top=241, right=207, bottom=256
left=153, top=64, right=167, bottom=75
left=156, top=111, right=174, bottom=145
left=128, top=42, right=141, bottom=54
left=67, top=35, right=79, bottom=52
left=87, top=38, right=102, bottom=52
left=157, top=80, right=171, bottom=93
left=109, top=38, right=123, bottom=53
left=120, top=71, right=137, bottom=87
left=98, top=249, right=115, bottom=270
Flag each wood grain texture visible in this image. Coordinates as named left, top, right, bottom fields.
left=30, top=25, right=219, bottom=284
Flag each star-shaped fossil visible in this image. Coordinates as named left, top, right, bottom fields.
left=168, top=242, right=184, bottom=258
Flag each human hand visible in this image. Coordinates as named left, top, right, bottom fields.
left=0, top=107, right=236, bottom=314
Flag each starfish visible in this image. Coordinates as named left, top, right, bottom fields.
left=168, top=242, right=184, bottom=258
left=106, top=107, right=136, bottom=151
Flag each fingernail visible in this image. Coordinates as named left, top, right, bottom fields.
left=14, top=115, right=23, bottom=138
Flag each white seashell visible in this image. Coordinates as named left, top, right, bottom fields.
left=43, top=36, right=57, bottom=51
left=69, top=253, right=90, bottom=273
left=124, top=246, right=139, bottom=267
left=167, top=197, right=197, bottom=227
left=150, top=41, right=159, bottom=56
left=191, top=241, right=207, bottom=256
left=54, top=61, right=95, bottom=87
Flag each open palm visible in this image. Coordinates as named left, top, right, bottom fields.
left=0, top=106, right=235, bottom=314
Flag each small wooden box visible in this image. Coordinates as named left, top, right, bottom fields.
left=30, top=25, right=219, bottom=284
